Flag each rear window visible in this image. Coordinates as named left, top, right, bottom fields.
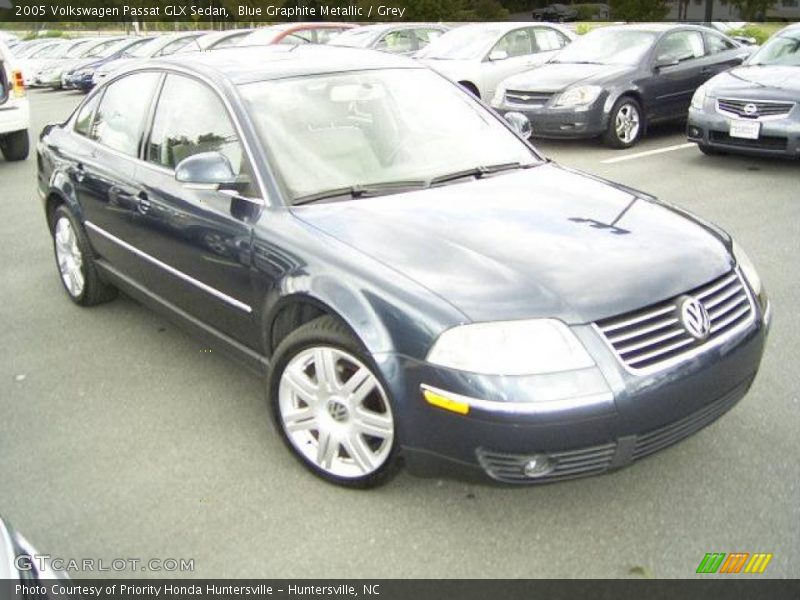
left=89, top=72, right=160, bottom=156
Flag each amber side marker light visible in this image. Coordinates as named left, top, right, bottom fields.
left=422, top=388, right=470, bottom=415
left=12, top=70, right=26, bottom=98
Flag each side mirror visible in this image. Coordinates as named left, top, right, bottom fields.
left=488, top=49, right=509, bottom=62
left=504, top=111, right=532, bottom=139
left=654, top=55, right=680, bottom=69
left=175, top=151, right=236, bottom=189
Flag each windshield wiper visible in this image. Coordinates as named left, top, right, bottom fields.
left=293, top=180, right=427, bottom=205
left=427, top=162, right=535, bottom=186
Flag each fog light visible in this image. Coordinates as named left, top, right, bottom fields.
left=523, top=455, right=554, bottom=478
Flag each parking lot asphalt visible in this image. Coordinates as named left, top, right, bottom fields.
left=1, top=90, right=798, bottom=579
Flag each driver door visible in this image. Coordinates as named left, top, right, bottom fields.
left=648, top=30, right=708, bottom=120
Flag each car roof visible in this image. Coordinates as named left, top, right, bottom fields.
left=600, top=23, right=706, bottom=33
left=147, top=44, right=423, bottom=85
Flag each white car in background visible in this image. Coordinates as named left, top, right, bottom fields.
left=0, top=39, right=30, bottom=161
left=415, top=22, right=576, bottom=101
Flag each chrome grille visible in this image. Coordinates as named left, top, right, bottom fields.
left=595, top=270, right=754, bottom=372
left=477, top=442, right=617, bottom=483
left=717, top=98, right=795, bottom=120
left=504, top=90, right=553, bottom=107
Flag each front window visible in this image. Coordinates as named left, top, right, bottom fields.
left=416, top=26, right=507, bottom=60
left=748, top=29, right=800, bottom=66
left=239, top=68, right=539, bottom=202
left=553, top=29, right=656, bottom=65
left=328, top=28, right=378, bottom=48
left=127, top=36, right=168, bottom=58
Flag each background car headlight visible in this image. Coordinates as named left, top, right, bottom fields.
left=491, top=85, right=506, bottom=107
left=732, top=240, right=762, bottom=297
left=554, top=85, right=602, bottom=108
left=691, top=84, right=707, bottom=110
left=427, top=319, right=594, bottom=375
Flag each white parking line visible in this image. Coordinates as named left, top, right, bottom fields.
left=601, top=143, right=695, bottom=164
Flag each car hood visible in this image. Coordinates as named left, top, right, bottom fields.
left=501, top=62, right=633, bottom=92
left=708, top=65, right=800, bottom=97
left=97, top=57, right=135, bottom=74
left=292, top=164, right=732, bottom=324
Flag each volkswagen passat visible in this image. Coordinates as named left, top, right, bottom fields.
left=688, top=22, right=800, bottom=157
left=37, top=47, right=770, bottom=487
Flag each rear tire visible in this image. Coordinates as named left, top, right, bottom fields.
left=268, top=315, right=401, bottom=488
left=1, top=130, right=30, bottom=161
left=51, top=205, right=117, bottom=306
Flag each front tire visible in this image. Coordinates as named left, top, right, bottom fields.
left=51, top=205, right=117, bottom=306
left=698, top=143, right=723, bottom=156
left=604, top=97, right=643, bottom=149
left=268, top=315, right=401, bottom=488
left=1, top=130, right=30, bottom=161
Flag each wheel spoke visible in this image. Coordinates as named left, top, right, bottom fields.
left=314, top=347, right=340, bottom=390
left=316, top=429, right=338, bottom=469
left=344, top=435, right=377, bottom=474
left=343, top=366, right=375, bottom=404
left=354, top=407, right=393, bottom=439
left=283, top=364, right=319, bottom=404
left=283, top=407, right=317, bottom=433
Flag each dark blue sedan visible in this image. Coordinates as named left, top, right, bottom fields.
left=37, top=46, right=770, bottom=487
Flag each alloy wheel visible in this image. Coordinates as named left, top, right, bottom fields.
left=54, top=216, right=85, bottom=298
left=278, top=346, right=394, bottom=479
left=615, top=103, right=641, bottom=145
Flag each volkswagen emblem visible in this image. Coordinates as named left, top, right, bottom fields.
left=743, top=103, right=759, bottom=117
left=679, top=296, right=711, bottom=341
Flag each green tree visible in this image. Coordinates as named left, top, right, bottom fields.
left=609, top=0, right=670, bottom=20
left=729, top=0, right=777, bottom=20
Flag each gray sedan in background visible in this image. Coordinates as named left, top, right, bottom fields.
left=491, top=24, right=751, bottom=148
left=328, top=23, right=448, bottom=55
left=688, top=22, right=800, bottom=158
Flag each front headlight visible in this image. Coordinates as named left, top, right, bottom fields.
left=554, top=85, right=602, bottom=108
left=491, top=84, right=506, bottom=107
left=427, top=319, right=594, bottom=376
left=691, top=84, right=707, bottom=110
left=732, top=240, right=762, bottom=297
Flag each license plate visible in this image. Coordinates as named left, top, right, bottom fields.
left=729, top=120, right=760, bottom=140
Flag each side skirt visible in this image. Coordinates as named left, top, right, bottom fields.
left=95, top=259, right=269, bottom=377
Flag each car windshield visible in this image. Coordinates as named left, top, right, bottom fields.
left=240, top=25, right=289, bottom=46
left=82, top=39, right=119, bottom=59
left=748, top=29, right=800, bottom=66
left=328, top=28, right=380, bottom=48
left=416, top=26, right=503, bottom=60
left=127, top=36, right=169, bottom=58
left=240, top=68, right=539, bottom=203
left=553, top=29, right=656, bottom=65
left=64, top=40, right=93, bottom=58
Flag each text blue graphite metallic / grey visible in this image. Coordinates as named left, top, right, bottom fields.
left=36, top=46, right=770, bottom=487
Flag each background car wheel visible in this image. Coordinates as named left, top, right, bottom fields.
left=0, top=130, right=30, bottom=161
left=698, top=144, right=724, bottom=156
left=604, top=97, right=643, bottom=149
left=458, top=81, right=480, bottom=98
left=268, top=315, right=401, bottom=488
left=51, top=205, right=117, bottom=306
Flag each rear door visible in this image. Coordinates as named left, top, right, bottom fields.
left=701, top=30, right=749, bottom=79
left=73, top=71, right=162, bottom=275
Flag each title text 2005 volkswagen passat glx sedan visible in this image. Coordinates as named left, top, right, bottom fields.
left=37, top=47, right=770, bottom=487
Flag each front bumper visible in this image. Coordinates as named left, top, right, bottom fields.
left=386, top=295, right=770, bottom=484
left=688, top=104, right=800, bottom=158
left=492, top=98, right=608, bottom=139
